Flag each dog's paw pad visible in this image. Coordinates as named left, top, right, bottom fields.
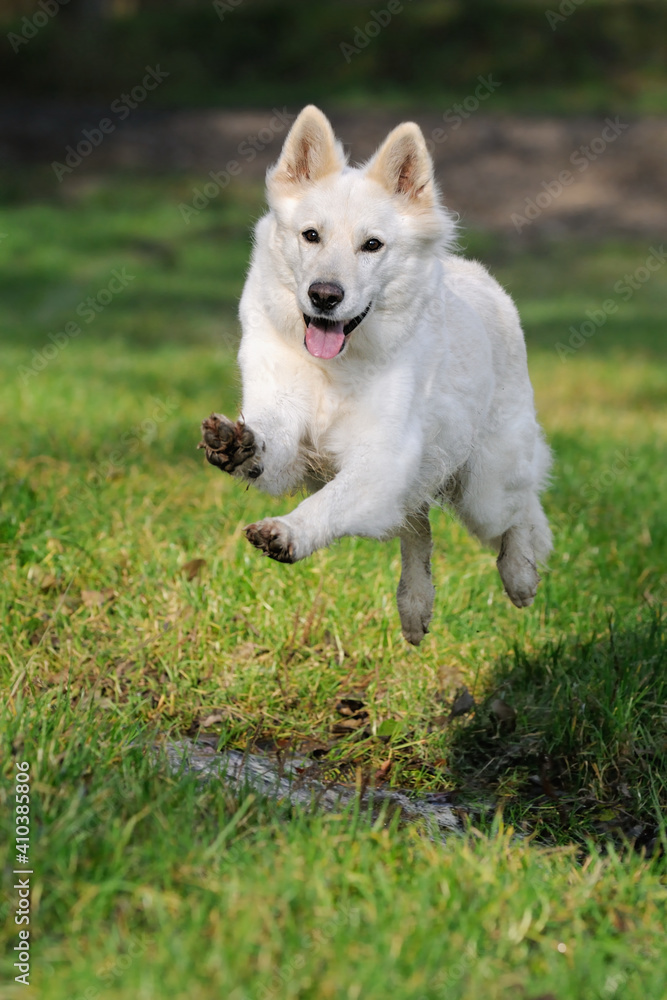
left=402, top=626, right=428, bottom=646
left=198, top=414, right=258, bottom=474
left=497, top=551, right=540, bottom=608
left=506, top=588, right=537, bottom=609
left=244, top=520, right=295, bottom=563
left=201, top=414, right=235, bottom=450
left=397, top=578, right=435, bottom=646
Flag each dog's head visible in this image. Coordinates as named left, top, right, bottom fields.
left=264, top=106, right=454, bottom=360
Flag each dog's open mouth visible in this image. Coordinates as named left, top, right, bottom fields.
left=303, top=304, right=371, bottom=359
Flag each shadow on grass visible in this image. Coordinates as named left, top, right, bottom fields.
left=447, top=609, right=667, bottom=850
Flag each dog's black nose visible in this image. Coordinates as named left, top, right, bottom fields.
left=308, top=282, right=344, bottom=312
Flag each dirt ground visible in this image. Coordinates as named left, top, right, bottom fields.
left=2, top=103, right=666, bottom=238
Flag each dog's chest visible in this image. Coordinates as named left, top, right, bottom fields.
left=298, top=371, right=359, bottom=483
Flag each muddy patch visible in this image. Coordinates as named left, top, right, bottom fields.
left=160, top=736, right=463, bottom=837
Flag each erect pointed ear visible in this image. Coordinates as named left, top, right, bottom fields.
left=365, top=122, right=435, bottom=204
left=267, top=105, right=345, bottom=191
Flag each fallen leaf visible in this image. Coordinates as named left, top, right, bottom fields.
left=295, top=738, right=332, bottom=758
left=331, top=718, right=368, bottom=735
left=374, top=759, right=392, bottom=783
left=449, top=686, right=476, bottom=719
left=181, top=558, right=207, bottom=581
left=28, top=566, right=59, bottom=591
left=539, top=767, right=560, bottom=800
left=335, top=695, right=367, bottom=716
left=490, top=698, right=517, bottom=727
left=81, top=588, right=116, bottom=608
left=234, top=641, right=271, bottom=660
left=638, top=525, right=652, bottom=547
left=198, top=713, right=225, bottom=729
left=430, top=714, right=449, bottom=729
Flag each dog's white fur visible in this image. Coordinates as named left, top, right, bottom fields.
left=215, top=106, right=552, bottom=644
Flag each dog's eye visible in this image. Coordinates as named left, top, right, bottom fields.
left=361, top=238, right=384, bottom=253
left=302, top=229, right=320, bottom=244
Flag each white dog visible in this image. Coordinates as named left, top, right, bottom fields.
left=200, top=105, right=552, bottom=645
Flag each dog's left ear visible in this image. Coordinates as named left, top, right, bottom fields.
left=268, top=105, right=345, bottom=191
left=366, top=122, right=435, bottom=204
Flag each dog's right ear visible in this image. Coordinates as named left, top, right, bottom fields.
left=267, top=106, right=345, bottom=192
left=365, top=122, right=435, bottom=207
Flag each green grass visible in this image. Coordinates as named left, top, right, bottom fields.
left=1, top=176, right=666, bottom=999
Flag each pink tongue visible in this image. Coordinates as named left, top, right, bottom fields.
left=305, top=319, right=345, bottom=359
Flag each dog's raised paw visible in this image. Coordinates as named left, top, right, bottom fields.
left=198, top=414, right=262, bottom=477
left=244, top=520, right=295, bottom=563
left=497, top=549, right=540, bottom=608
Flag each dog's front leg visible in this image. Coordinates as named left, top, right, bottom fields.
left=200, top=337, right=312, bottom=496
left=245, top=434, right=423, bottom=564
left=199, top=413, right=264, bottom=480
left=199, top=410, right=306, bottom=496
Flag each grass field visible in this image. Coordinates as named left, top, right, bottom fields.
left=1, top=175, right=666, bottom=999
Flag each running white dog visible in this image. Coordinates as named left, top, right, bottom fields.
left=200, top=105, right=552, bottom=644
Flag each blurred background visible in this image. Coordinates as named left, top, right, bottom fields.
left=2, top=0, right=667, bottom=111
left=1, top=0, right=666, bottom=346
left=1, top=0, right=666, bottom=350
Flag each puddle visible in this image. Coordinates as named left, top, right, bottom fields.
left=160, top=737, right=462, bottom=837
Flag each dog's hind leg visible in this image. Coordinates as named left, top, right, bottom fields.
left=496, top=524, right=540, bottom=607
left=495, top=497, right=551, bottom=608
left=396, top=508, right=435, bottom=646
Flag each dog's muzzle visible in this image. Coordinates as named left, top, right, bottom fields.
left=302, top=303, right=371, bottom=359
